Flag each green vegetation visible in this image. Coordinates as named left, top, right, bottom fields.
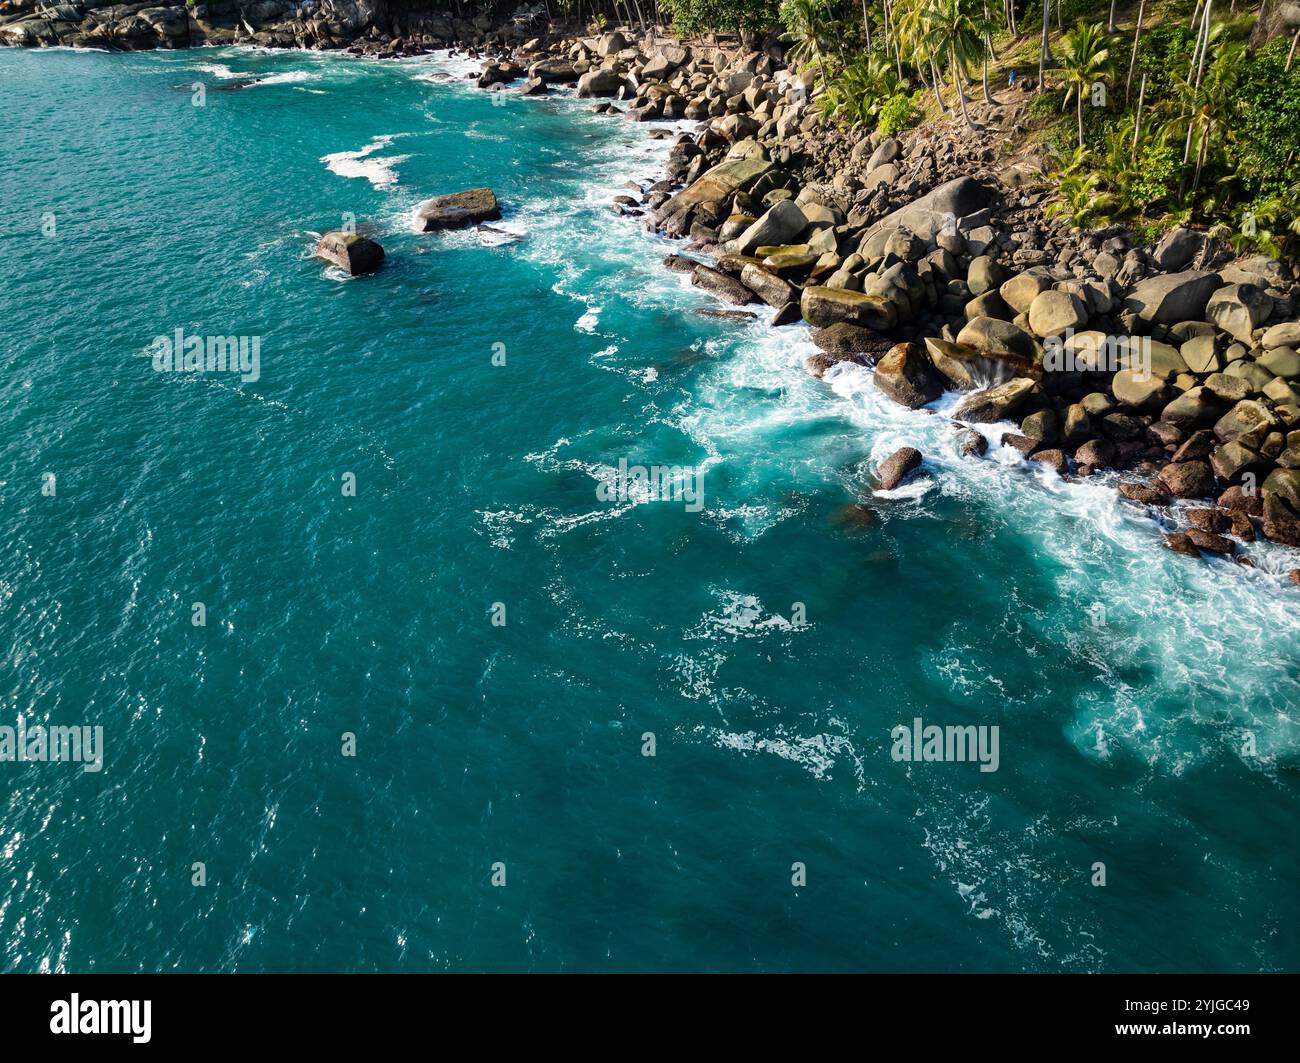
left=586, top=1, right=1300, bottom=255
left=659, top=0, right=782, bottom=35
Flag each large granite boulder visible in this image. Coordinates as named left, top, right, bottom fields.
left=801, top=286, right=898, bottom=330
left=316, top=231, right=384, bottom=275
left=1205, top=283, right=1272, bottom=343
left=951, top=377, right=1039, bottom=423
left=924, top=337, right=1034, bottom=390
left=414, top=188, right=501, bottom=231
left=956, top=317, right=1041, bottom=365
left=876, top=446, right=924, bottom=490
left=735, top=200, right=808, bottom=256
left=1122, top=270, right=1221, bottom=325
left=576, top=68, right=626, bottom=97
left=873, top=343, right=944, bottom=408
left=657, top=157, right=772, bottom=222
left=863, top=176, right=993, bottom=241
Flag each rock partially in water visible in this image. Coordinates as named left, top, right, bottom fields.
left=414, top=188, right=501, bottom=232
left=316, top=231, right=384, bottom=275
left=876, top=447, right=923, bottom=491
left=874, top=342, right=943, bottom=409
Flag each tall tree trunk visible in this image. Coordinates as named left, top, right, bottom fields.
left=1132, top=72, right=1146, bottom=161
left=982, top=37, right=998, bottom=105
left=862, top=0, right=872, bottom=51
left=1126, top=0, right=1146, bottom=102
left=1077, top=86, right=1085, bottom=147
left=1038, top=0, right=1050, bottom=92
left=1288, top=28, right=1300, bottom=72
left=1183, top=0, right=1213, bottom=168
left=929, top=55, right=949, bottom=112
left=951, top=43, right=978, bottom=129
left=1191, top=130, right=1209, bottom=205
left=1108, top=0, right=1118, bottom=32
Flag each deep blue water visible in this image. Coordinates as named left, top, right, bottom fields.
left=0, top=45, right=1296, bottom=973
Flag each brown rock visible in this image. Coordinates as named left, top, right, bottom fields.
left=1185, top=528, right=1234, bottom=554
left=1119, top=481, right=1171, bottom=504
left=692, top=265, right=756, bottom=306
left=1158, top=461, right=1216, bottom=499
left=876, top=447, right=924, bottom=490
left=1029, top=449, right=1068, bottom=474
left=1165, top=532, right=1202, bottom=557
left=316, top=231, right=385, bottom=275
left=873, top=343, right=944, bottom=409
left=1262, top=495, right=1300, bottom=546
left=1218, top=485, right=1264, bottom=515
left=1001, top=433, right=1039, bottom=456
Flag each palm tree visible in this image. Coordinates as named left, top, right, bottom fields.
left=895, top=0, right=950, bottom=113
left=1037, top=0, right=1054, bottom=92
left=1058, top=21, right=1112, bottom=148
left=1170, top=39, right=1246, bottom=202
left=935, top=0, right=989, bottom=129
left=780, top=0, right=833, bottom=94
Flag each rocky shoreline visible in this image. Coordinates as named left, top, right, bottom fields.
left=9, top=10, right=1300, bottom=578
left=461, top=26, right=1300, bottom=578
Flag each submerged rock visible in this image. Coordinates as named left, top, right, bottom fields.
left=316, top=231, right=384, bottom=275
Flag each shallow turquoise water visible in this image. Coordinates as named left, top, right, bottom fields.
left=0, top=46, right=1296, bottom=973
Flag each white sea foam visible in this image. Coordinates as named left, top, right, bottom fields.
left=321, top=134, right=410, bottom=189
left=191, top=62, right=253, bottom=80
left=249, top=69, right=322, bottom=87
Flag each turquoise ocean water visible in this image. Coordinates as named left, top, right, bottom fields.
left=0, top=46, right=1296, bottom=972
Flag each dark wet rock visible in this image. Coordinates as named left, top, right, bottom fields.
left=1075, top=438, right=1117, bottom=468
left=695, top=309, right=757, bottom=320
left=1119, top=481, right=1171, bottom=504
left=876, top=447, right=924, bottom=490
left=811, top=323, right=893, bottom=360
left=691, top=265, right=755, bottom=306
left=1001, top=432, right=1039, bottom=456
left=1185, top=528, right=1234, bottom=554
left=1165, top=532, right=1203, bottom=557
left=1028, top=448, right=1068, bottom=474
left=414, top=188, right=501, bottom=231
left=1218, top=485, right=1264, bottom=515
left=1159, top=460, right=1216, bottom=499
left=740, top=263, right=797, bottom=308
left=316, top=231, right=384, bottom=275
left=951, top=377, right=1039, bottom=424
left=1263, top=495, right=1300, bottom=546
left=955, top=427, right=988, bottom=457
left=1186, top=508, right=1229, bottom=533
left=873, top=343, right=943, bottom=409
left=772, top=302, right=803, bottom=326
left=663, top=254, right=702, bottom=273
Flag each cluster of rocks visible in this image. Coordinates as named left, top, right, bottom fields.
left=315, top=186, right=500, bottom=272
left=0, top=0, right=533, bottom=51
left=15, top=3, right=1300, bottom=574
left=468, top=28, right=1300, bottom=572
